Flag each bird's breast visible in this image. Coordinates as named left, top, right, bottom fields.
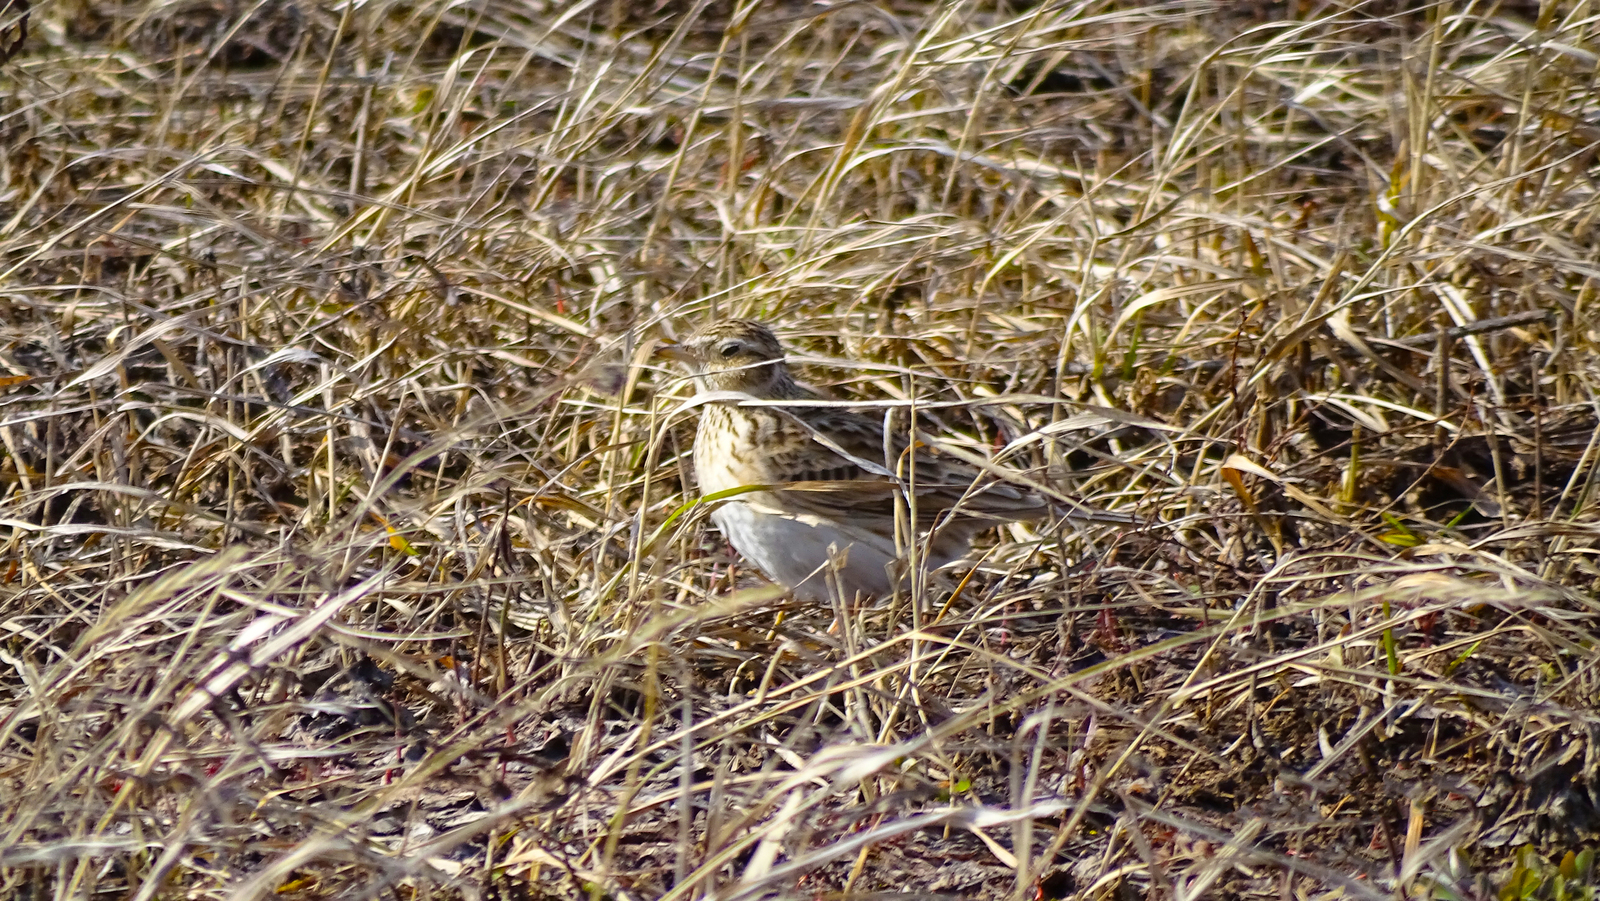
left=695, top=406, right=779, bottom=495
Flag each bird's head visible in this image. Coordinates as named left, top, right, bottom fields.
left=660, top=319, right=794, bottom=396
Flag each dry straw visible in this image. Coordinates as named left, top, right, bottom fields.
left=1, top=0, right=1598, bottom=898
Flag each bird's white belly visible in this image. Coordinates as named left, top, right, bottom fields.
left=711, top=501, right=901, bottom=601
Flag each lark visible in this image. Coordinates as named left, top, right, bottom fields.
left=662, top=319, right=1120, bottom=603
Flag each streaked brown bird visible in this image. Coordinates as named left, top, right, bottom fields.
left=661, top=319, right=1117, bottom=603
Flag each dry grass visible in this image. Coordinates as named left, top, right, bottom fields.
left=3, top=0, right=1600, bottom=898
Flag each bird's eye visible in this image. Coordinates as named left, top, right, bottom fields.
left=718, top=341, right=741, bottom=358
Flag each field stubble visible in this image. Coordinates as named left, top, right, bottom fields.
left=1, top=0, right=1599, bottom=898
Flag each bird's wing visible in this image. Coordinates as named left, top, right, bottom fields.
left=757, top=404, right=1047, bottom=526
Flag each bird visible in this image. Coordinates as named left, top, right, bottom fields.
left=659, top=318, right=1118, bottom=604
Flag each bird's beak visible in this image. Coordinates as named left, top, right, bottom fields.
left=656, top=341, right=695, bottom=364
